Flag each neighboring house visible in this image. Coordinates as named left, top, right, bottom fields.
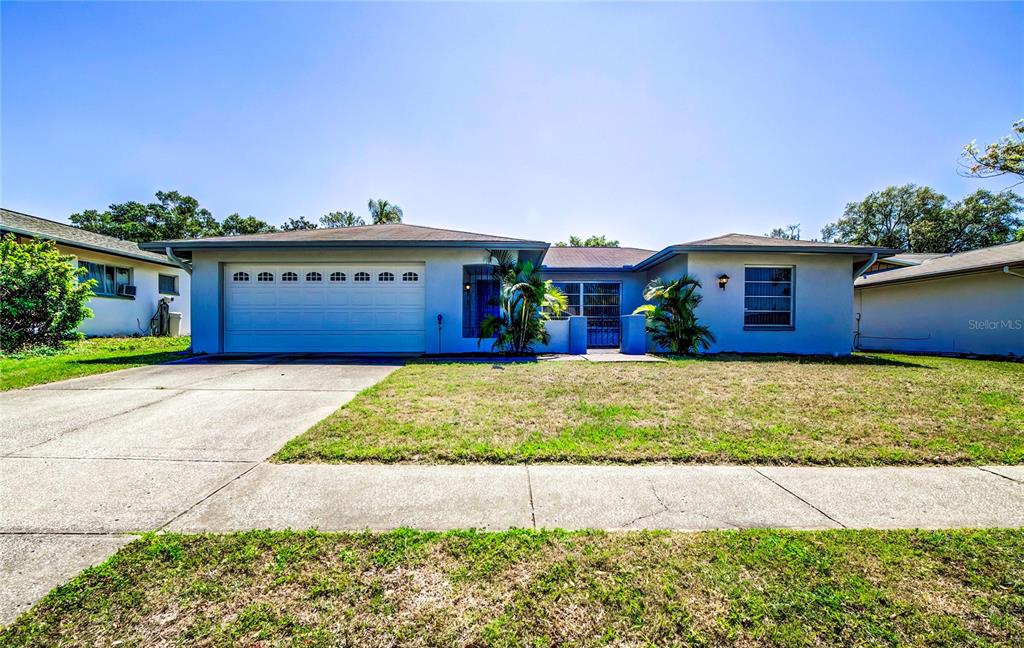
left=141, top=225, right=890, bottom=356
left=855, top=241, right=1024, bottom=357
left=1, top=208, right=191, bottom=337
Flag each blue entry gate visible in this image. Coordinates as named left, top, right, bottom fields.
left=552, top=282, right=621, bottom=348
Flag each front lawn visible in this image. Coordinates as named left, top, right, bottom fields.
left=275, top=354, right=1023, bottom=465
left=0, top=336, right=191, bottom=391
left=3, top=529, right=1021, bottom=646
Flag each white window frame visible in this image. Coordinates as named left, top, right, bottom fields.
left=743, top=265, right=795, bottom=330
left=80, top=260, right=133, bottom=297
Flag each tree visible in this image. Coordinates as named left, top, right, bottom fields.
left=281, top=216, right=318, bottom=231
left=633, top=275, right=714, bottom=354
left=0, top=235, right=95, bottom=352
left=913, top=190, right=1024, bottom=253
left=69, top=190, right=222, bottom=243
left=479, top=250, right=567, bottom=354
left=554, top=234, right=620, bottom=247
left=821, top=184, right=1023, bottom=252
left=220, top=214, right=277, bottom=236
left=766, top=224, right=800, bottom=240
left=961, top=119, right=1024, bottom=185
left=319, top=211, right=365, bottom=228
left=820, top=184, right=948, bottom=250
left=367, top=199, right=403, bottom=225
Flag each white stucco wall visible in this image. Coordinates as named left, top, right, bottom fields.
left=61, top=246, right=192, bottom=337
left=190, top=247, right=523, bottom=355
left=665, top=252, right=858, bottom=355
left=855, top=270, right=1024, bottom=356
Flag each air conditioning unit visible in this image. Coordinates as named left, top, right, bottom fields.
left=117, top=285, right=137, bottom=297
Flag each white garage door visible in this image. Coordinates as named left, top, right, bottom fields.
left=223, top=263, right=425, bottom=353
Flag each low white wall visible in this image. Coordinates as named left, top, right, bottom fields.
left=856, top=270, right=1024, bottom=356
left=62, top=246, right=192, bottom=338
left=532, top=318, right=571, bottom=353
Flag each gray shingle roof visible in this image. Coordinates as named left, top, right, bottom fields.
left=885, top=253, right=946, bottom=266
left=0, top=208, right=176, bottom=266
left=856, top=241, right=1024, bottom=287
left=680, top=233, right=895, bottom=252
left=630, top=233, right=895, bottom=271
left=145, top=223, right=546, bottom=249
left=541, top=246, right=656, bottom=269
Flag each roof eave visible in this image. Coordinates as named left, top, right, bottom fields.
left=631, top=244, right=898, bottom=272
left=856, top=262, right=1024, bottom=288
left=1, top=224, right=178, bottom=268
left=143, top=239, right=550, bottom=251
left=540, top=266, right=637, bottom=273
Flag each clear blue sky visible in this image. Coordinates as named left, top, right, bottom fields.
left=2, top=2, right=1021, bottom=249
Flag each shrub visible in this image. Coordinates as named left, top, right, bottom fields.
left=634, top=275, right=715, bottom=354
left=0, top=234, right=95, bottom=353
left=479, top=250, right=567, bottom=354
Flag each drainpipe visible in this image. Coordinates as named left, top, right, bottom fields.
left=853, top=253, right=877, bottom=279
left=165, top=246, right=193, bottom=275
left=1004, top=266, right=1024, bottom=280
left=164, top=246, right=193, bottom=353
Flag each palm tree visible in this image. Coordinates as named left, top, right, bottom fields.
left=367, top=199, right=403, bottom=225
left=479, top=250, right=567, bottom=354
left=633, top=275, right=715, bottom=354
left=319, top=211, right=365, bottom=228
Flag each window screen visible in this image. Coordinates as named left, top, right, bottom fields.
left=744, top=266, right=794, bottom=327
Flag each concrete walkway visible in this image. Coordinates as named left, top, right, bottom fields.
left=2, top=359, right=1023, bottom=624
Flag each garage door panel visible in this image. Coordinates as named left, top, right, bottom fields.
left=224, top=264, right=425, bottom=353
left=323, top=291, right=351, bottom=306
left=349, top=291, right=375, bottom=307
left=224, top=332, right=425, bottom=353
left=278, top=290, right=316, bottom=306
left=229, top=289, right=276, bottom=307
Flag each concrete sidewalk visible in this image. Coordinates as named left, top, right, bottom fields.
left=168, top=464, right=1024, bottom=532
left=2, top=462, right=1022, bottom=625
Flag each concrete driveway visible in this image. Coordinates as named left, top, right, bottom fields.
left=0, top=355, right=401, bottom=624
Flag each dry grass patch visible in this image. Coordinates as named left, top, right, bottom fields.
left=3, top=529, right=1022, bottom=647
left=274, top=353, right=1023, bottom=465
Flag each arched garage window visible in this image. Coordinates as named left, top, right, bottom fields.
left=233, top=271, right=250, bottom=282
left=354, top=272, right=370, bottom=282
left=330, top=271, right=346, bottom=282
left=257, top=272, right=274, bottom=282
left=378, top=271, right=395, bottom=282
left=281, top=271, right=298, bottom=282
left=306, top=272, right=322, bottom=282
left=402, top=271, right=419, bottom=282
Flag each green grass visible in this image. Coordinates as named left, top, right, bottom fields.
left=275, top=354, right=1024, bottom=465
left=0, top=336, right=191, bottom=390
left=3, top=529, right=1022, bottom=646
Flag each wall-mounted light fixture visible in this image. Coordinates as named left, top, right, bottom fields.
left=464, top=283, right=472, bottom=291
left=717, top=274, right=730, bottom=290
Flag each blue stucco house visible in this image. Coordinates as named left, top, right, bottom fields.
left=144, top=224, right=892, bottom=356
